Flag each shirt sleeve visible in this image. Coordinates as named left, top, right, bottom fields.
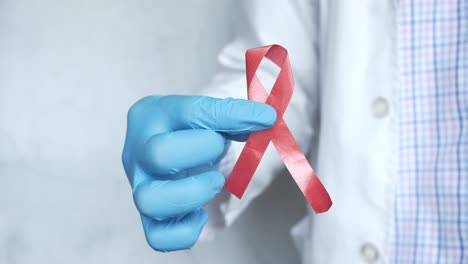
left=199, top=0, right=321, bottom=240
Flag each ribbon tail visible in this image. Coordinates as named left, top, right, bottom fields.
left=225, top=132, right=271, bottom=198
left=271, top=120, right=332, bottom=213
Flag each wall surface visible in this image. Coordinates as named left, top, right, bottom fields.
left=0, top=1, right=306, bottom=263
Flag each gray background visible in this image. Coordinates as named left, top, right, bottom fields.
left=0, top=0, right=306, bottom=263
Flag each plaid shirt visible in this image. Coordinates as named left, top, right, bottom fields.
left=393, top=0, right=467, bottom=263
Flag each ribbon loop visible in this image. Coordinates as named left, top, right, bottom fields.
left=225, top=44, right=332, bottom=213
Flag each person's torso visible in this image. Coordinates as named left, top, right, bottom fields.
left=297, top=1, right=467, bottom=263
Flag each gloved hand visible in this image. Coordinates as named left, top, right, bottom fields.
left=121, top=95, right=276, bottom=252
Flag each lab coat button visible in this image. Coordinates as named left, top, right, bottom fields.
left=360, top=243, right=379, bottom=263
left=372, top=97, right=389, bottom=118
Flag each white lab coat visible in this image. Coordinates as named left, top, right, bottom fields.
left=203, top=0, right=398, bottom=263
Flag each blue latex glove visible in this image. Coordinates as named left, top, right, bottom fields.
left=122, top=95, right=276, bottom=252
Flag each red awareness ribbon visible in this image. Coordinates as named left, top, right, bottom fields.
left=225, top=45, right=332, bottom=213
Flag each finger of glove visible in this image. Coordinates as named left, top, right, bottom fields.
left=133, top=170, right=224, bottom=220
left=156, top=96, right=277, bottom=134
left=141, top=209, right=208, bottom=252
left=139, top=129, right=225, bottom=176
